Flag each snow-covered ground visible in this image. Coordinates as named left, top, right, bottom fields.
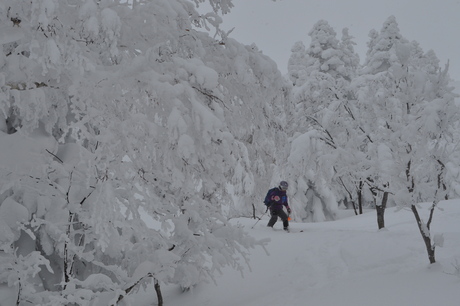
left=134, top=200, right=460, bottom=306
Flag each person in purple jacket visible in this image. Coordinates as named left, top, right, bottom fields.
left=264, top=181, right=291, bottom=231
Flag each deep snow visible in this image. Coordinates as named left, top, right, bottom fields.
left=134, top=201, right=460, bottom=306
left=2, top=130, right=459, bottom=305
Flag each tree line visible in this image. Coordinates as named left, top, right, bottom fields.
left=284, top=16, right=458, bottom=264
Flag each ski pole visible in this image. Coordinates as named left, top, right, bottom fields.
left=251, top=209, right=268, bottom=229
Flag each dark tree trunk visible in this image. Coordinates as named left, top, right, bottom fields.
left=154, top=278, right=163, bottom=306
left=357, top=181, right=363, bottom=215
left=345, top=197, right=358, bottom=216
left=351, top=200, right=358, bottom=216
left=411, top=204, right=436, bottom=264
left=405, top=160, right=436, bottom=264
left=376, top=191, right=388, bottom=229
left=63, top=211, right=73, bottom=286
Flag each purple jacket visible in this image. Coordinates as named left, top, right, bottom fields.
left=264, top=187, right=289, bottom=211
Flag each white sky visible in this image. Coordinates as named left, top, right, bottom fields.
left=200, top=0, right=460, bottom=81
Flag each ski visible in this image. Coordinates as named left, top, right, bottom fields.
left=286, top=229, right=304, bottom=233
left=270, top=227, right=304, bottom=233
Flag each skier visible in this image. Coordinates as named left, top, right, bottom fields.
left=264, top=181, right=291, bottom=231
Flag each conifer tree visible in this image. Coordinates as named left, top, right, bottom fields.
left=285, top=20, right=360, bottom=222
left=287, top=41, right=308, bottom=86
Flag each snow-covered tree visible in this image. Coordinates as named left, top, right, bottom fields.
left=0, top=0, right=287, bottom=304
left=201, top=39, right=290, bottom=217
left=356, top=16, right=459, bottom=262
left=284, top=20, right=362, bottom=222
left=339, top=27, right=360, bottom=81
left=287, top=41, right=308, bottom=86
left=362, top=15, right=405, bottom=75
left=349, top=16, right=412, bottom=226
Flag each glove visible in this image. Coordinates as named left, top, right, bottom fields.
left=287, top=207, right=291, bottom=214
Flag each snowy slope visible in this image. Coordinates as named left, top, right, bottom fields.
left=134, top=201, right=460, bottom=306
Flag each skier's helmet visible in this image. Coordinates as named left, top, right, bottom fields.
left=279, top=181, right=288, bottom=191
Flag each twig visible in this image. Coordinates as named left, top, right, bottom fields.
left=45, top=149, right=63, bottom=164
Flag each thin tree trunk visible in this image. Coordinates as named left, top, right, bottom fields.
left=357, top=181, right=363, bottom=215
left=345, top=197, right=358, bottom=216
left=376, top=191, right=388, bottom=229
left=351, top=200, right=358, bottom=216
left=16, top=282, right=21, bottom=306
left=411, top=204, right=436, bottom=264
left=405, top=160, right=436, bottom=264
left=337, top=177, right=357, bottom=215
left=154, top=278, right=163, bottom=306
left=63, top=211, right=74, bottom=287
